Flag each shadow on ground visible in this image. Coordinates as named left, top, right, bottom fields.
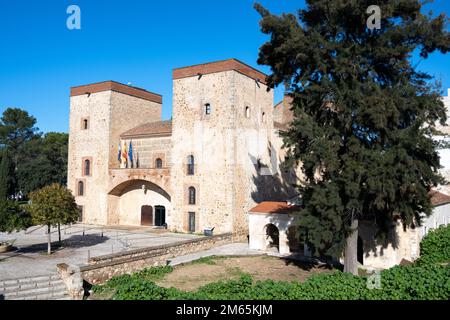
left=15, top=234, right=110, bottom=254
left=282, top=255, right=338, bottom=271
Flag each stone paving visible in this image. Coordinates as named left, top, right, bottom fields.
left=0, top=223, right=202, bottom=280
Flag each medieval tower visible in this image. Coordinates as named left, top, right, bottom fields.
left=67, top=59, right=296, bottom=235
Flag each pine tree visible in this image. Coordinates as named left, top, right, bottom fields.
left=0, top=150, right=12, bottom=200
left=255, top=1, right=449, bottom=274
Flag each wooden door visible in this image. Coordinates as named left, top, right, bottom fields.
left=141, top=205, right=153, bottom=226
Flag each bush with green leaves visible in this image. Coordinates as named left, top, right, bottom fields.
left=0, top=200, right=32, bottom=233
left=94, top=262, right=449, bottom=300
left=417, top=224, right=450, bottom=265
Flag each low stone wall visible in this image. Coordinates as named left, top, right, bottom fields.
left=78, top=233, right=236, bottom=285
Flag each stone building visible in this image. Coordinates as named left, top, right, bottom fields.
left=68, top=59, right=297, bottom=235
left=248, top=89, right=450, bottom=269
left=68, top=58, right=450, bottom=269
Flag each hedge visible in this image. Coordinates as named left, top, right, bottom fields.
left=93, top=263, right=449, bottom=300
left=417, top=224, right=450, bottom=265
left=93, top=226, right=450, bottom=300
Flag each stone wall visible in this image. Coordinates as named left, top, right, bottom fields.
left=78, top=233, right=237, bottom=285
left=68, top=87, right=162, bottom=226
left=119, top=136, right=171, bottom=169
left=170, top=69, right=276, bottom=235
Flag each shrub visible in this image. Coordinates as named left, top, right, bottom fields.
left=417, top=224, right=450, bottom=265
left=99, top=264, right=449, bottom=300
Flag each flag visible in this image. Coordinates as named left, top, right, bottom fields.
left=117, top=142, right=121, bottom=163
left=128, top=140, right=134, bottom=168
left=122, top=141, right=128, bottom=167
left=136, top=151, right=140, bottom=168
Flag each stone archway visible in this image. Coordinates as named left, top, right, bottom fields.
left=107, top=179, right=171, bottom=227
left=264, top=224, right=279, bottom=252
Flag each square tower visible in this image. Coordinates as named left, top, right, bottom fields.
left=170, top=59, right=274, bottom=235
left=67, top=81, right=162, bottom=225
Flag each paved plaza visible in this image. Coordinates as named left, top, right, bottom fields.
left=0, top=224, right=202, bottom=280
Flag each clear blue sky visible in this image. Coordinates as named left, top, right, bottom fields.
left=0, top=0, right=449, bottom=133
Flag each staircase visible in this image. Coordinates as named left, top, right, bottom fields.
left=0, top=274, right=71, bottom=300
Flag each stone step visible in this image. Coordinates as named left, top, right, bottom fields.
left=0, top=279, right=64, bottom=292
left=1, top=283, right=67, bottom=299
left=10, top=290, right=70, bottom=301
left=0, top=274, right=61, bottom=288
left=0, top=279, right=64, bottom=294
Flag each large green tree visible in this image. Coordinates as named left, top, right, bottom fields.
left=0, top=108, right=40, bottom=197
left=28, top=183, right=79, bottom=254
left=17, top=132, right=68, bottom=195
left=255, top=0, right=449, bottom=274
left=0, top=200, right=32, bottom=233
left=0, top=150, right=14, bottom=200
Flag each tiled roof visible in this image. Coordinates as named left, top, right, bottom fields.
left=249, top=201, right=300, bottom=214
left=120, top=120, right=172, bottom=138
left=173, top=58, right=268, bottom=84
left=250, top=191, right=450, bottom=216
left=430, top=190, right=450, bottom=206
left=70, top=81, right=162, bottom=104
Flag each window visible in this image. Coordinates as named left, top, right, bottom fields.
left=262, top=112, right=266, bottom=123
left=205, top=103, right=211, bottom=115
left=188, top=212, right=196, bottom=232
left=83, top=119, right=88, bottom=130
left=77, top=206, right=84, bottom=222
left=84, top=159, right=91, bottom=176
left=187, top=155, right=194, bottom=175
left=78, top=181, right=84, bottom=196
left=245, top=106, right=250, bottom=118
left=156, top=158, right=163, bottom=169
left=188, top=187, right=196, bottom=205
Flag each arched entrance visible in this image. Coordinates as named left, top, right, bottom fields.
left=265, top=224, right=279, bottom=251
left=155, top=205, right=166, bottom=227
left=357, top=236, right=364, bottom=265
left=108, top=179, right=171, bottom=227
left=141, top=205, right=153, bottom=226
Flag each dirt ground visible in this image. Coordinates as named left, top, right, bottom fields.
left=156, top=255, right=333, bottom=291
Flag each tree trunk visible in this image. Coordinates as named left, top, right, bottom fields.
left=58, top=223, right=61, bottom=247
left=343, top=218, right=359, bottom=275
left=47, top=224, right=51, bottom=255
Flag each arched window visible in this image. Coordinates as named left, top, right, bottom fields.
left=83, top=119, right=88, bottom=130
left=78, top=181, right=84, bottom=196
left=187, top=155, right=194, bottom=175
left=205, top=103, right=211, bottom=115
left=188, top=187, right=196, bottom=205
left=84, top=159, right=91, bottom=176
left=245, top=106, right=250, bottom=118
left=156, top=158, right=163, bottom=169
left=262, top=112, right=266, bottom=123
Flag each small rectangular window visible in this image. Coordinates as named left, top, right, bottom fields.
left=205, top=103, right=211, bottom=115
